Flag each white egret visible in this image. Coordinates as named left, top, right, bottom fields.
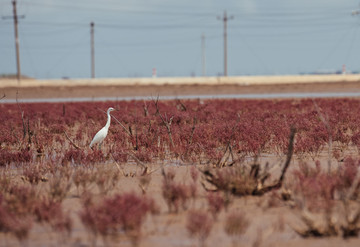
left=89, top=107, right=116, bottom=149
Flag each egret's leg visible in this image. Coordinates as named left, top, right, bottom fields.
left=99, top=142, right=102, bottom=151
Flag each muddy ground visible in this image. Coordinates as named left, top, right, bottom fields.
left=1, top=80, right=360, bottom=100
left=2, top=153, right=360, bottom=247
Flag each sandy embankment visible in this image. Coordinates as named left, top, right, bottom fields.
left=1, top=74, right=360, bottom=100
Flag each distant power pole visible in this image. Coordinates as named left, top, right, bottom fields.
left=201, top=33, right=206, bottom=76
left=2, top=0, right=24, bottom=82
left=90, top=22, right=95, bottom=78
left=218, top=11, right=233, bottom=77
left=352, top=9, right=360, bottom=74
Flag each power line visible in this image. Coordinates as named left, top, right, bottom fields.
left=20, top=0, right=216, bottom=17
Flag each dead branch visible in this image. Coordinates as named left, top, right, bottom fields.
left=312, top=99, right=332, bottom=173
left=278, top=127, right=296, bottom=185
left=152, top=95, right=160, bottom=115
left=16, top=91, right=26, bottom=140
left=162, top=113, right=175, bottom=148
left=183, top=117, right=197, bottom=160
left=113, top=115, right=133, bottom=137
left=109, top=152, right=126, bottom=176
left=176, top=98, right=187, bottom=111
left=64, top=131, right=82, bottom=150
left=0, top=93, right=5, bottom=100
left=152, top=96, right=175, bottom=149
left=27, top=118, right=32, bottom=145
left=127, top=151, right=147, bottom=170
left=216, top=113, right=241, bottom=167
left=143, top=100, right=149, bottom=117
left=201, top=127, right=296, bottom=196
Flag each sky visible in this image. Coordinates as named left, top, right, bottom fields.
left=1, top=0, right=360, bottom=79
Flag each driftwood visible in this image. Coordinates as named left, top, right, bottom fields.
left=201, top=127, right=296, bottom=196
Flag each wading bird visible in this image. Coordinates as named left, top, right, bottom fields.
left=89, top=107, right=116, bottom=150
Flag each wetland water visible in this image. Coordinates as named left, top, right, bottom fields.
left=2, top=92, right=360, bottom=103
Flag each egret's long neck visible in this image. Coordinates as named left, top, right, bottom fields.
left=105, top=110, right=111, bottom=129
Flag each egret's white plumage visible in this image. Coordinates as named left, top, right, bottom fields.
left=89, top=107, right=115, bottom=149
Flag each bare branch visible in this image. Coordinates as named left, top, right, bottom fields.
left=278, top=127, right=296, bottom=183
left=176, top=98, right=187, bottom=111
left=313, top=99, right=332, bottom=173
left=15, top=91, right=26, bottom=140
left=127, top=151, right=147, bottom=169
left=216, top=113, right=240, bottom=167
left=201, top=127, right=296, bottom=196
left=151, top=95, right=160, bottom=115
left=109, top=152, right=126, bottom=176
left=152, top=97, right=175, bottom=149
left=143, top=100, right=149, bottom=117
left=183, top=117, right=197, bottom=160
left=64, top=131, right=82, bottom=150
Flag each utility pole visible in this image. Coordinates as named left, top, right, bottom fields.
left=90, top=22, right=95, bottom=78
left=2, top=0, right=24, bottom=82
left=201, top=33, right=206, bottom=76
left=217, top=11, right=233, bottom=77
left=352, top=9, right=360, bottom=75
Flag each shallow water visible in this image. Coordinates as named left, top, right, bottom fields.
left=2, top=92, right=360, bottom=103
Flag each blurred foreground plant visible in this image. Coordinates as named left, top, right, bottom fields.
left=186, top=210, right=213, bottom=247
left=79, top=192, right=158, bottom=247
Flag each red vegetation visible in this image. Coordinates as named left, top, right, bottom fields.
left=161, top=168, right=193, bottom=213
left=3, top=98, right=360, bottom=244
left=79, top=192, right=158, bottom=245
left=34, top=198, right=72, bottom=235
left=0, top=98, right=359, bottom=166
left=186, top=210, right=213, bottom=247
left=293, top=157, right=360, bottom=211
left=207, top=192, right=225, bottom=219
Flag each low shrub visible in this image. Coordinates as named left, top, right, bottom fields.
left=186, top=210, right=213, bottom=247
left=79, top=192, right=158, bottom=246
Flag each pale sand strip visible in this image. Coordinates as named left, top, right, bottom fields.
left=1, top=74, right=360, bottom=88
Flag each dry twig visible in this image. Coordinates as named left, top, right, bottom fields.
left=64, top=131, right=82, bottom=150
left=152, top=96, right=175, bottom=149
left=312, top=99, right=332, bottom=173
